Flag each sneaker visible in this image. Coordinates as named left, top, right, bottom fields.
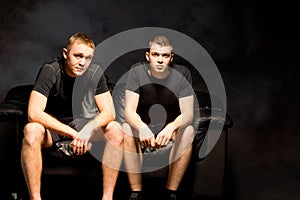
left=56, top=141, right=74, bottom=157
left=164, top=192, right=178, bottom=200
left=129, top=192, right=143, bottom=200
left=168, top=193, right=177, bottom=200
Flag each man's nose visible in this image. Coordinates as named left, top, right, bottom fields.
left=157, top=56, right=163, bottom=63
left=79, top=58, right=86, bottom=66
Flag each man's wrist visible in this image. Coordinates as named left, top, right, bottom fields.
left=166, top=123, right=177, bottom=132
left=91, top=118, right=100, bottom=129
left=72, top=132, right=79, bottom=139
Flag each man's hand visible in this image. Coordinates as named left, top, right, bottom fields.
left=71, top=136, right=88, bottom=155
left=155, top=124, right=176, bottom=147
left=138, top=126, right=156, bottom=148
left=71, top=120, right=96, bottom=155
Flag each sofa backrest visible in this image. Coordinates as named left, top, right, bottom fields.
left=4, top=84, right=34, bottom=104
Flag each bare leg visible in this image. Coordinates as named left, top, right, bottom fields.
left=166, top=125, right=194, bottom=190
left=21, top=123, right=52, bottom=200
left=101, top=121, right=124, bottom=200
left=123, top=123, right=143, bottom=191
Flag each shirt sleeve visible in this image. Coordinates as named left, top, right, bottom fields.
left=125, top=65, right=141, bottom=94
left=178, top=67, right=194, bottom=98
left=33, top=64, right=58, bottom=98
left=95, top=74, right=109, bottom=95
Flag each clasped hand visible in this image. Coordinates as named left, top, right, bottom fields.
left=71, top=124, right=93, bottom=155
left=139, top=125, right=174, bottom=148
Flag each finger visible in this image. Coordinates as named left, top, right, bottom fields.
left=145, top=140, right=150, bottom=148
left=78, top=145, right=84, bottom=155
left=84, top=140, right=89, bottom=147
left=75, top=146, right=79, bottom=155
left=143, top=140, right=148, bottom=148
left=162, top=139, right=168, bottom=147
left=150, top=138, right=156, bottom=148
left=83, top=142, right=91, bottom=153
left=155, top=136, right=163, bottom=146
left=87, top=142, right=92, bottom=151
left=140, top=141, right=145, bottom=149
left=72, top=140, right=77, bottom=153
left=83, top=141, right=88, bottom=152
left=148, top=138, right=154, bottom=147
left=140, top=138, right=148, bottom=147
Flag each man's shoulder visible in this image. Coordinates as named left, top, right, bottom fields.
left=82, top=63, right=106, bottom=85
left=127, top=62, right=148, bottom=76
left=171, top=63, right=190, bottom=73
left=170, top=64, right=191, bottom=78
left=89, top=62, right=101, bottom=69
left=130, top=61, right=147, bottom=69
left=41, top=57, right=63, bottom=72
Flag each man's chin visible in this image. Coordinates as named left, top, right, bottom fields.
left=73, top=70, right=85, bottom=76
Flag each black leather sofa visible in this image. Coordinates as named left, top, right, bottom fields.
left=0, top=82, right=233, bottom=200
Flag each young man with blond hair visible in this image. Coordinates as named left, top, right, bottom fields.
left=21, top=33, right=123, bottom=200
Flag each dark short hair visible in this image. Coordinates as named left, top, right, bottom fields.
left=149, top=35, right=173, bottom=49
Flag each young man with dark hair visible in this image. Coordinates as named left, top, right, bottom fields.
left=123, top=35, right=194, bottom=200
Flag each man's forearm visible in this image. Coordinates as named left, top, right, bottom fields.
left=125, top=111, right=148, bottom=131
left=168, top=112, right=193, bottom=132
left=29, top=111, right=78, bottom=139
left=94, top=110, right=115, bottom=129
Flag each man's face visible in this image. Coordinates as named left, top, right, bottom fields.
left=63, top=41, right=94, bottom=77
left=145, top=44, right=173, bottom=76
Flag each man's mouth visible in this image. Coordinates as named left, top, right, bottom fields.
left=75, top=66, right=84, bottom=71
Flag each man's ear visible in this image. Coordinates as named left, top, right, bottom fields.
left=170, top=53, right=174, bottom=63
left=145, top=51, right=150, bottom=62
left=62, top=48, right=68, bottom=59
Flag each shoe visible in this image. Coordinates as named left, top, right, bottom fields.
left=129, top=192, right=143, bottom=200
left=168, top=193, right=177, bottom=200
left=164, top=192, right=177, bottom=200
left=56, top=141, right=74, bottom=156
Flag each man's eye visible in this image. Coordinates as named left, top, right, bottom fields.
left=86, top=56, right=93, bottom=61
left=163, top=54, right=170, bottom=58
left=152, top=53, right=159, bottom=57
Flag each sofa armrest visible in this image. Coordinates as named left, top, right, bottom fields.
left=193, top=107, right=233, bottom=161
left=0, top=102, right=26, bottom=122
left=0, top=84, right=33, bottom=122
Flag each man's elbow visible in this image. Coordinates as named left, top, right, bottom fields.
left=110, top=112, right=116, bottom=121
left=124, top=110, right=131, bottom=123
left=106, top=108, right=116, bottom=122
left=27, top=110, right=41, bottom=123
left=184, top=113, right=194, bottom=125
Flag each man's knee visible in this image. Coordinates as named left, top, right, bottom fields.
left=23, top=122, right=45, bottom=145
left=105, top=121, right=124, bottom=145
left=122, top=123, right=137, bottom=142
left=178, top=125, right=194, bottom=143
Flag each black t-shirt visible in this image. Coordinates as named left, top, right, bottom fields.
left=33, top=57, right=108, bottom=120
left=125, top=62, right=194, bottom=126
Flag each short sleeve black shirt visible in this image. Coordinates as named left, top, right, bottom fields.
left=33, top=57, right=108, bottom=120
left=126, top=62, right=194, bottom=125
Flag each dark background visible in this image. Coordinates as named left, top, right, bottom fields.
left=0, top=0, right=299, bottom=199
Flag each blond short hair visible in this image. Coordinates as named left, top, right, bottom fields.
left=66, top=33, right=95, bottom=50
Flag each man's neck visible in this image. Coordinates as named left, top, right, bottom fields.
left=148, top=68, right=170, bottom=79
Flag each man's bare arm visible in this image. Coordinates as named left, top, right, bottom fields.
left=155, top=95, right=194, bottom=146
left=124, top=90, right=155, bottom=147
left=28, top=91, right=78, bottom=139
